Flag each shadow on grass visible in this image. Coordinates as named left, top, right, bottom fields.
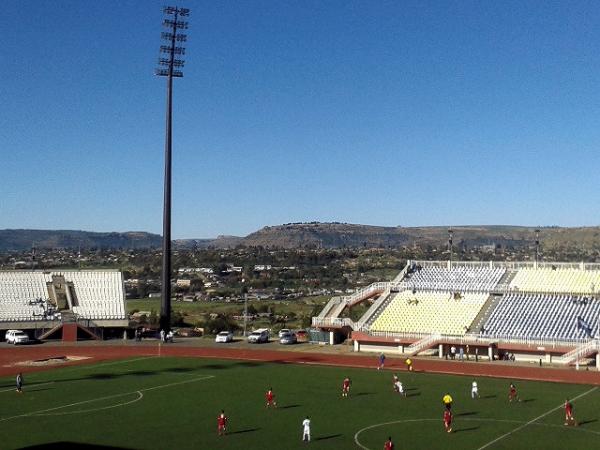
left=126, top=371, right=155, bottom=377
left=453, top=426, right=480, bottom=433
left=201, top=364, right=229, bottom=370
left=235, top=361, right=263, bottom=368
left=314, top=434, right=342, bottom=441
left=456, top=412, right=477, bottom=417
left=164, top=367, right=194, bottom=373
left=228, top=428, right=260, bottom=435
left=19, top=443, right=132, bottom=449
left=280, top=404, right=301, bottom=409
left=578, top=419, right=597, bottom=426
left=354, top=392, right=374, bottom=397
left=522, top=399, right=535, bottom=403
left=406, top=392, right=421, bottom=398
left=87, top=373, right=116, bottom=380
left=481, top=394, right=497, bottom=399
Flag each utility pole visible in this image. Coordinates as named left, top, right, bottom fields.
left=156, top=6, right=189, bottom=333
left=242, top=278, right=248, bottom=337
left=534, top=228, right=540, bottom=269
left=448, top=229, right=453, bottom=268
left=31, top=242, right=36, bottom=270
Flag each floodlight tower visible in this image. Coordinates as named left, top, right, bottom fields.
left=156, top=6, right=189, bottom=333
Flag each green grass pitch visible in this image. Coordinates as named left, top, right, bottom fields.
left=1, top=357, right=599, bottom=449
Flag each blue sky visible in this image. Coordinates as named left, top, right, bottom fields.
left=2, top=1, right=600, bottom=238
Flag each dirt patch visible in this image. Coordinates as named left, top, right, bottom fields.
left=11, top=355, right=91, bottom=367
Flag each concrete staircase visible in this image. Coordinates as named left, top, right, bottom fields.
left=470, top=293, right=502, bottom=334
left=560, top=339, right=600, bottom=365
left=405, top=333, right=442, bottom=356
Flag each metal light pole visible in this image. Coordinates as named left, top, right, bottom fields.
left=448, top=229, right=453, bottom=268
left=242, top=278, right=248, bottom=337
left=156, top=6, right=189, bottom=333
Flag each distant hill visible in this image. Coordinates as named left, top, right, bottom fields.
left=2, top=224, right=600, bottom=251
left=173, top=236, right=243, bottom=250
left=0, top=229, right=162, bottom=251
left=235, top=223, right=600, bottom=250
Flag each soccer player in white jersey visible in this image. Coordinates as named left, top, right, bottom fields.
left=302, top=416, right=311, bottom=442
left=471, top=380, right=480, bottom=399
left=395, top=380, right=406, bottom=397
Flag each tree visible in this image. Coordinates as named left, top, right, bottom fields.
left=148, top=309, right=158, bottom=326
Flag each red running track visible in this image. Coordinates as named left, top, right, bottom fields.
left=0, top=344, right=598, bottom=385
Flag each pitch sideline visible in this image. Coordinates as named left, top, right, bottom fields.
left=0, top=374, right=214, bottom=422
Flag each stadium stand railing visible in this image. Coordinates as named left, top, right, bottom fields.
left=404, top=333, right=442, bottom=356
left=317, top=296, right=341, bottom=319
left=559, top=339, right=600, bottom=365
left=311, top=317, right=355, bottom=328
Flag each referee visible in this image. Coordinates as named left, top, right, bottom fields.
left=442, top=393, right=453, bottom=410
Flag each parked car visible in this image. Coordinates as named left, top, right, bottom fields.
left=247, top=328, right=269, bottom=344
left=279, top=332, right=297, bottom=345
left=278, top=328, right=291, bottom=338
left=295, top=329, right=308, bottom=342
left=5, top=330, right=29, bottom=345
left=215, top=331, right=234, bottom=343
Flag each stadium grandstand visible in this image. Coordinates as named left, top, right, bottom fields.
left=313, top=261, right=600, bottom=369
left=0, top=270, right=127, bottom=341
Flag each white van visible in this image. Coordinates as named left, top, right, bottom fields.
left=5, top=330, right=30, bottom=345
left=247, top=328, right=269, bottom=344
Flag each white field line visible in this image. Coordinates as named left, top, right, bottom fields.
left=37, top=391, right=144, bottom=416
left=476, top=386, right=598, bottom=450
left=355, top=419, right=437, bottom=449
left=0, top=381, right=55, bottom=393
left=0, top=374, right=214, bottom=423
left=71, top=356, right=159, bottom=370
left=354, top=415, right=600, bottom=450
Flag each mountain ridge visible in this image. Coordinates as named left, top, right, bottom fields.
left=1, top=223, right=599, bottom=251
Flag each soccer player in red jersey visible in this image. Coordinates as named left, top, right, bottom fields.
left=383, top=436, right=394, bottom=450
left=564, top=398, right=577, bottom=426
left=217, top=410, right=228, bottom=436
left=443, top=409, right=453, bottom=433
left=266, top=387, right=277, bottom=408
left=342, top=376, right=351, bottom=397
left=508, top=383, right=520, bottom=402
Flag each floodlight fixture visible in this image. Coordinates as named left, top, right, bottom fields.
left=163, top=19, right=188, bottom=29
left=160, top=45, right=186, bottom=55
left=156, top=5, right=190, bottom=333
